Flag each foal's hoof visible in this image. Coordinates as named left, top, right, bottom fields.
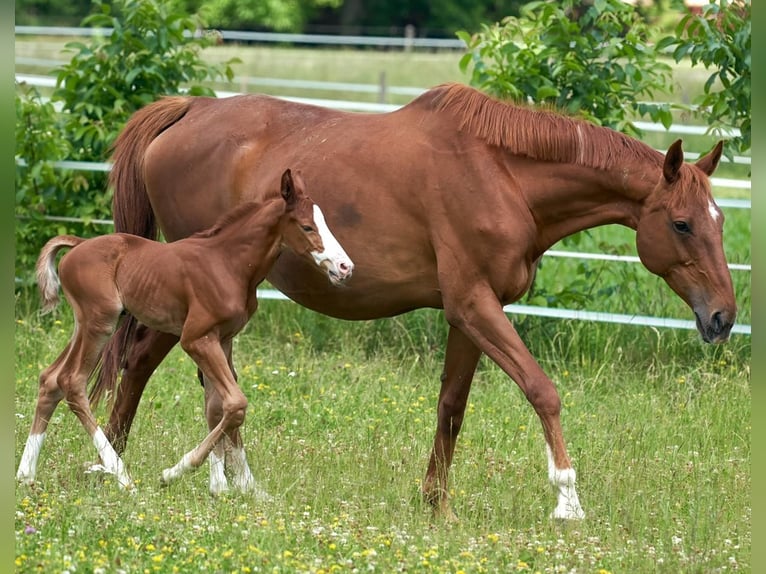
left=550, top=504, right=586, bottom=520
left=16, top=474, right=35, bottom=487
left=85, top=463, right=110, bottom=475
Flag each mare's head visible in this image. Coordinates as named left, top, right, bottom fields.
left=279, top=168, right=353, bottom=285
left=636, top=140, right=735, bottom=343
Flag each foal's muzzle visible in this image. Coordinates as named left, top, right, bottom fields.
left=322, top=258, right=354, bottom=285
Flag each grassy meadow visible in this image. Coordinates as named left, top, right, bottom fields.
left=14, top=297, right=751, bottom=573
left=15, top=36, right=751, bottom=573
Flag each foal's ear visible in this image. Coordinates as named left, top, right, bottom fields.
left=695, top=140, right=724, bottom=176
left=663, top=139, right=684, bottom=184
left=280, top=168, right=296, bottom=208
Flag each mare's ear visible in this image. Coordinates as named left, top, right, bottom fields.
left=695, top=140, right=724, bottom=176
left=663, top=139, right=684, bottom=184
left=281, top=168, right=296, bottom=208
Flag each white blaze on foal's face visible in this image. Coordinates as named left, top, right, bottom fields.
left=310, top=204, right=354, bottom=284
left=708, top=200, right=721, bottom=223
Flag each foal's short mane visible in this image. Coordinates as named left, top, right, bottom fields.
left=425, top=83, right=663, bottom=173
left=192, top=198, right=281, bottom=239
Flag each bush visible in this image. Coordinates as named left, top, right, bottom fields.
left=657, top=0, right=750, bottom=157
left=15, top=0, right=238, bottom=284
left=457, top=0, right=674, bottom=136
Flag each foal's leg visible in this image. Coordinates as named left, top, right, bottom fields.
left=17, top=342, right=71, bottom=484
left=208, top=340, right=261, bottom=495
left=445, top=290, right=584, bottom=520
left=422, top=325, right=482, bottom=521
left=161, top=335, right=249, bottom=486
left=103, top=324, right=180, bottom=455
left=61, top=319, right=133, bottom=490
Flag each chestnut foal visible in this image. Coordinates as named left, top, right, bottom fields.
left=16, top=169, right=353, bottom=491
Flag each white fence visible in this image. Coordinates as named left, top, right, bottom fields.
left=15, top=29, right=751, bottom=335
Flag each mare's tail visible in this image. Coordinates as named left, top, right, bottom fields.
left=90, top=96, right=192, bottom=406
left=35, top=235, right=84, bottom=314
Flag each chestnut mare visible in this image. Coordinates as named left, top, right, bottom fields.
left=16, top=169, right=353, bottom=491
left=93, top=83, right=735, bottom=519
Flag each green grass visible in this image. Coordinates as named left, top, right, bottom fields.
left=15, top=298, right=750, bottom=573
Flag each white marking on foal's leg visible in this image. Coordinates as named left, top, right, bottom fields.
left=228, top=446, right=271, bottom=501
left=546, top=445, right=585, bottom=520
left=93, top=427, right=133, bottom=490
left=162, top=451, right=196, bottom=486
left=208, top=449, right=229, bottom=496
left=16, top=433, right=46, bottom=484
left=228, top=446, right=254, bottom=492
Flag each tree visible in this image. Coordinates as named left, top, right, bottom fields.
left=15, top=0, right=237, bottom=283
left=657, top=0, right=750, bottom=157
left=193, top=0, right=343, bottom=32
left=457, top=0, right=674, bottom=136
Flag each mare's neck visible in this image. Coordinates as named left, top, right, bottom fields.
left=516, top=157, right=660, bottom=255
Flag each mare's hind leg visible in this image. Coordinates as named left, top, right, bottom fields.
left=103, top=324, right=180, bottom=455
left=422, top=325, right=482, bottom=521
left=161, top=335, right=249, bottom=487
left=17, top=342, right=71, bottom=484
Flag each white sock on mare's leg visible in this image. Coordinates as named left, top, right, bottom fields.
left=546, top=445, right=585, bottom=520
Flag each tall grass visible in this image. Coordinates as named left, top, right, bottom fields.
left=15, top=293, right=750, bottom=573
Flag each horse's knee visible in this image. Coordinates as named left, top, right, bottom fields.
left=223, top=395, right=248, bottom=429
left=38, top=371, right=64, bottom=402
left=525, top=379, right=561, bottom=416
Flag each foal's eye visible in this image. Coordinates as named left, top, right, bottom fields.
left=301, top=225, right=315, bottom=233
left=673, top=221, right=691, bottom=234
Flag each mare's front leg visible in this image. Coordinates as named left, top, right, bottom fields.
left=161, top=334, right=249, bottom=487
left=445, top=288, right=585, bottom=520
left=422, top=325, right=482, bottom=521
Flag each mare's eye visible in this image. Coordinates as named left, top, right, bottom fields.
left=673, top=221, right=691, bottom=234
left=301, top=225, right=315, bottom=232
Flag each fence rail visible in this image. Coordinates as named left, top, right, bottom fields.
left=15, top=25, right=467, bottom=50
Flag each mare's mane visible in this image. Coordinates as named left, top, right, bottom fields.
left=191, top=197, right=282, bottom=239
left=425, top=83, right=663, bottom=173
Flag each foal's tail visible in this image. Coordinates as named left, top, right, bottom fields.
left=35, top=235, right=84, bottom=314
left=90, top=96, right=192, bottom=406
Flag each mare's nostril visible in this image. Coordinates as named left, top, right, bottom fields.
left=711, top=311, right=723, bottom=333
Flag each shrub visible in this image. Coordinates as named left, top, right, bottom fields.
left=15, top=0, right=238, bottom=284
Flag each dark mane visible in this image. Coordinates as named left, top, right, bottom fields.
left=423, top=83, right=663, bottom=172
left=192, top=198, right=280, bottom=239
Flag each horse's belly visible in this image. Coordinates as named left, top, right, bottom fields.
left=267, top=255, right=443, bottom=320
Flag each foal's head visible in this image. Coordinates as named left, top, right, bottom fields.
left=279, top=169, right=354, bottom=285
left=635, top=140, right=736, bottom=343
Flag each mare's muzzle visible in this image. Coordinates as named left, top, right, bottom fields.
left=694, top=307, right=736, bottom=344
